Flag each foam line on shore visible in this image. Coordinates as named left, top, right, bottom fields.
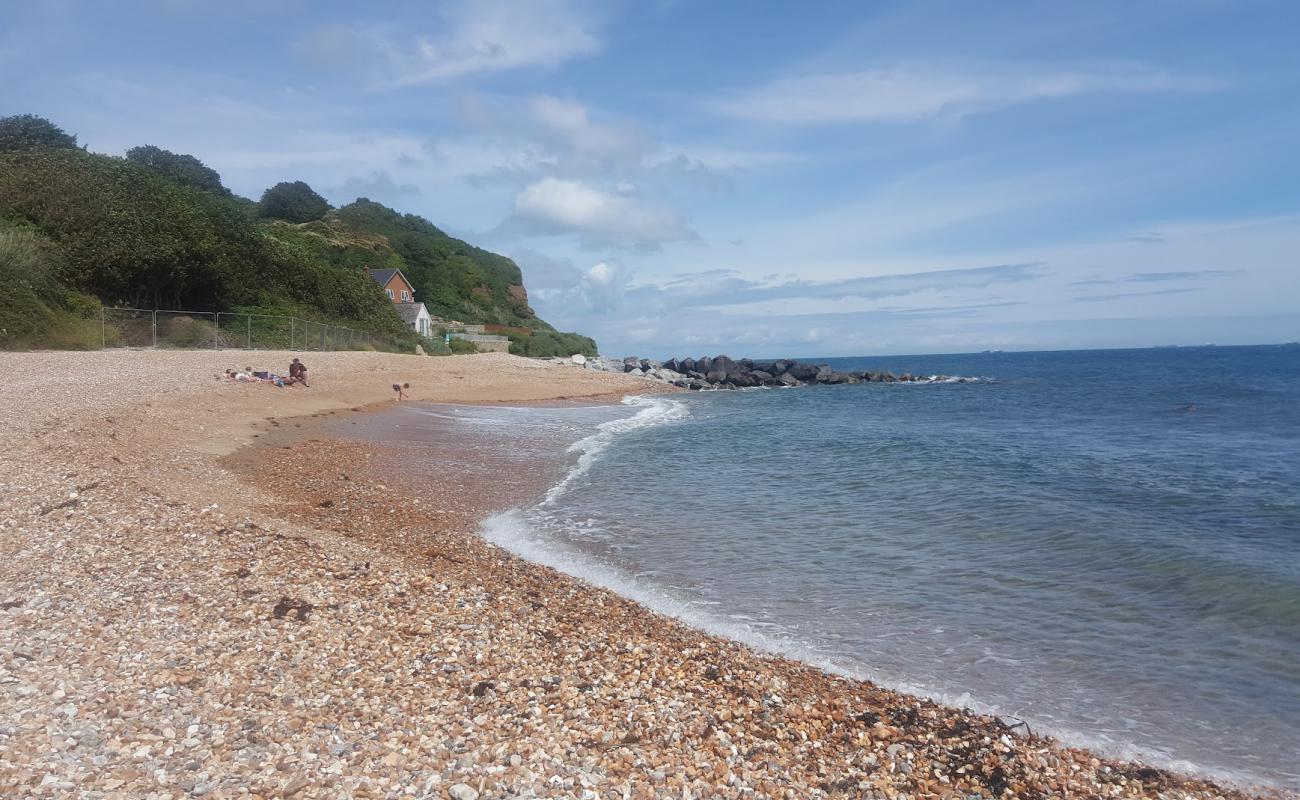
left=539, top=395, right=689, bottom=507
left=477, top=394, right=1277, bottom=793
left=482, top=510, right=1272, bottom=790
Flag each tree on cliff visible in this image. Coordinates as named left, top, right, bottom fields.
left=0, top=114, right=79, bottom=152
left=126, top=144, right=228, bottom=195
left=258, top=181, right=331, bottom=223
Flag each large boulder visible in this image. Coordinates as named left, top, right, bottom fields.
left=777, top=373, right=801, bottom=387
left=623, top=356, right=642, bottom=372
left=697, top=356, right=713, bottom=374
left=751, top=370, right=774, bottom=384
left=771, top=359, right=792, bottom=374
left=706, top=354, right=739, bottom=383
left=788, top=362, right=819, bottom=381
left=814, top=364, right=835, bottom=383
left=679, top=357, right=697, bottom=374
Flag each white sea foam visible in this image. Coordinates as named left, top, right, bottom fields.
left=474, top=390, right=1285, bottom=793
left=908, top=375, right=988, bottom=384
left=483, top=509, right=1275, bottom=790
left=539, top=395, right=689, bottom=507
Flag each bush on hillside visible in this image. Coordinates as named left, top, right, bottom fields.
left=0, top=148, right=409, bottom=339
left=420, top=335, right=452, bottom=356
left=0, top=114, right=78, bottom=152
left=0, top=148, right=263, bottom=309
left=509, top=329, right=598, bottom=358
left=0, top=115, right=600, bottom=354
left=0, top=226, right=101, bottom=350
left=259, top=181, right=331, bottom=223
left=126, top=145, right=228, bottom=194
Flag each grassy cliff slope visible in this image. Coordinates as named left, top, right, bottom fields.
left=0, top=115, right=596, bottom=356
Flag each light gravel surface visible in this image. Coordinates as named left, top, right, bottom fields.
left=0, top=350, right=1285, bottom=799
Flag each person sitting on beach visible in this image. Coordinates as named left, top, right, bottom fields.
left=288, top=358, right=309, bottom=387
left=393, top=382, right=409, bottom=401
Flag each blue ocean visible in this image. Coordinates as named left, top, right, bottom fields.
left=454, top=344, right=1300, bottom=790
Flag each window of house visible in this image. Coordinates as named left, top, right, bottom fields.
left=402, top=290, right=410, bottom=302
left=386, top=288, right=394, bottom=299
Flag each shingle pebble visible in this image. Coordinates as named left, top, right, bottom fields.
left=0, top=349, right=1287, bottom=799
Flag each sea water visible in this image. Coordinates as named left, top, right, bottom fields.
left=463, top=345, right=1299, bottom=790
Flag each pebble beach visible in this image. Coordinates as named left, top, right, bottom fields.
left=0, top=350, right=1288, bottom=799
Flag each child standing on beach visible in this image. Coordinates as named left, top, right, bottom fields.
left=393, top=382, right=409, bottom=401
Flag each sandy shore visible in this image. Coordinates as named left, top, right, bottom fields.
left=0, top=350, right=1284, bottom=799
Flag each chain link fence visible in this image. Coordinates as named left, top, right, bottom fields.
left=101, top=308, right=413, bottom=353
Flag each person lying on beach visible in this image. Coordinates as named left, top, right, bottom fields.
left=393, top=382, right=409, bottom=401
left=288, top=358, right=309, bottom=387
left=226, top=368, right=292, bottom=387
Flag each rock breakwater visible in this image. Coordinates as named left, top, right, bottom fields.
left=551, top=354, right=974, bottom=390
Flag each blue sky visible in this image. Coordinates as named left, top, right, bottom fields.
left=5, top=0, right=1299, bottom=356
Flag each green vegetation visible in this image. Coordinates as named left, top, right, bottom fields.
left=447, top=337, right=480, bottom=355
left=0, top=114, right=599, bottom=355
left=259, top=181, right=331, bottom=223
left=0, top=114, right=79, bottom=152
left=0, top=226, right=102, bottom=349
left=509, top=329, right=598, bottom=358
left=126, top=145, right=229, bottom=195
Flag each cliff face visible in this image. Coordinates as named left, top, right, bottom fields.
left=268, top=200, right=594, bottom=355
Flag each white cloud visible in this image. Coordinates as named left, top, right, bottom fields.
left=437, top=94, right=796, bottom=192
left=716, top=63, right=1220, bottom=124
left=507, top=177, right=695, bottom=248
left=528, top=95, right=646, bottom=164
left=299, top=0, right=602, bottom=87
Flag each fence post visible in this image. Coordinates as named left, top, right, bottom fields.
left=246, top=316, right=251, bottom=350
left=321, top=326, right=326, bottom=351
left=151, top=311, right=157, bottom=348
left=212, top=312, right=219, bottom=349
left=289, top=318, right=294, bottom=351
left=100, top=307, right=106, bottom=350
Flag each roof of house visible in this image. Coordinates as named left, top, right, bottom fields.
left=366, top=268, right=410, bottom=289
left=394, top=302, right=429, bottom=324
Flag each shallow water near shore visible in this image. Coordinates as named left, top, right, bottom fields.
left=419, top=346, right=1297, bottom=790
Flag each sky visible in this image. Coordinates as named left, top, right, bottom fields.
left=4, top=0, right=1299, bottom=357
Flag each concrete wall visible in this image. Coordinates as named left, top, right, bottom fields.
left=451, top=333, right=511, bottom=353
